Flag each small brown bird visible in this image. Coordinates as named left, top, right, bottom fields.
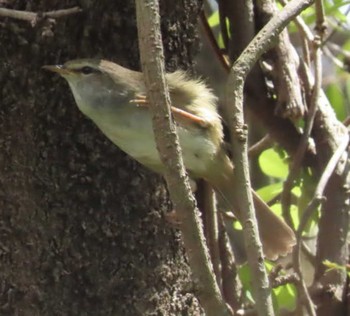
left=43, top=59, right=296, bottom=260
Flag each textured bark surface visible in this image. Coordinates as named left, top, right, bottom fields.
left=0, top=0, right=203, bottom=315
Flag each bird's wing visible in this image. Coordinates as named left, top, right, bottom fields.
left=129, top=94, right=210, bottom=128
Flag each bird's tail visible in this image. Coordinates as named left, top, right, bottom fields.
left=207, top=153, right=296, bottom=260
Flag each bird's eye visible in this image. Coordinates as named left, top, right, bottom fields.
left=80, top=66, right=94, bottom=75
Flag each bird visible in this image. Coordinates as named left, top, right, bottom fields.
left=43, top=59, right=296, bottom=260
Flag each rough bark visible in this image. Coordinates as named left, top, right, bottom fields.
left=0, top=0, right=203, bottom=315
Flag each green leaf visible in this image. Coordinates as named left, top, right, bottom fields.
left=257, top=183, right=301, bottom=203
left=265, top=263, right=296, bottom=311
left=207, top=11, right=230, bottom=48
left=298, top=174, right=320, bottom=233
left=343, top=39, right=350, bottom=51
left=238, top=264, right=255, bottom=304
left=323, top=259, right=347, bottom=273
left=273, top=283, right=297, bottom=311
left=259, top=148, right=289, bottom=179
left=323, top=0, right=350, bottom=21
left=326, top=83, right=346, bottom=121
left=208, top=10, right=220, bottom=28
left=289, top=204, right=300, bottom=231
left=268, top=203, right=299, bottom=229
left=256, top=182, right=283, bottom=202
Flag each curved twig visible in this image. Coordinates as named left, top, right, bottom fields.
left=0, top=7, right=82, bottom=25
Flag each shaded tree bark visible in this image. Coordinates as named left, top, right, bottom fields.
left=0, top=1, right=204, bottom=314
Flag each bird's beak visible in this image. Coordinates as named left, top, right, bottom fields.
left=42, top=65, right=71, bottom=76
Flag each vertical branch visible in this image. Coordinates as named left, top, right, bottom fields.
left=218, top=218, right=241, bottom=311
left=281, top=35, right=323, bottom=228
left=227, top=67, right=275, bottom=316
left=314, top=0, right=326, bottom=34
left=294, top=4, right=349, bottom=313
left=224, top=1, right=314, bottom=315
left=135, top=1, right=232, bottom=315
left=290, top=36, right=324, bottom=316
left=256, top=0, right=306, bottom=120
left=201, top=183, right=222, bottom=288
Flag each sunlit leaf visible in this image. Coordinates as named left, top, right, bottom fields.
left=273, top=283, right=297, bottom=311
left=208, top=10, right=220, bottom=28
left=326, top=83, right=346, bottom=121
left=256, top=182, right=283, bottom=202
left=238, top=264, right=255, bottom=304
left=259, top=148, right=289, bottom=179
left=323, top=259, right=346, bottom=272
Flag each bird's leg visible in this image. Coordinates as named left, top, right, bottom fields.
left=130, top=94, right=149, bottom=106
left=130, top=94, right=209, bottom=128
left=171, top=107, right=209, bottom=128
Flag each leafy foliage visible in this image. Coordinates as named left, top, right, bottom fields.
left=205, top=0, right=350, bottom=313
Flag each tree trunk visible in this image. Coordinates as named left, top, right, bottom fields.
left=0, top=1, right=203, bottom=314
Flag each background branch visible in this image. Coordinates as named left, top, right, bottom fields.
left=225, top=1, right=314, bottom=315
left=0, top=6, right=82, bottom=24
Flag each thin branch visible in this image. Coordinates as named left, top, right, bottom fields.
left=322, top=5, right=350, bottom=44
left=323, top=44, right=345, bottom=70
left=225, top=1, right=315, bottom=315
left=301, top=241, right=316, bottom=267
left=314, top=137, right=349, bottom=198
left=295, top=15, right=315, bottom=43
left=227, top=80, right=275, bottom=315
left=0, top=6, right=82, bottom=24
left=199, top=11, right=230, bottom=73
left=292, top=133, right=349, bottom=316
left=219, top=216, right=241, bottom=311
left=135, top=0, right=232, bottom=315
left=296, top=133, right=349, bottom=241
left=281, top=35, right=323, bottom=231
left=226, top=0, right=315, bottom=78
left=291, top=37, right=324, bottom=316
left=256, top=0, right=306, bottom=120
left=298, top=22, right=350, bottom=316
left=279, top=0, right=314, bottom=43
left=248, top=135, right=273, bottom=158
left=279, top=0, right=314, bottom=66
left=269, top=264, right=298, bottom=288
left=217, top=0, right=230, bottom=54
left=314, top=0, right=326, bottom=36
left=343, top=116, right=350, bottom=127
left=201, top=182, right=222, bottom=289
